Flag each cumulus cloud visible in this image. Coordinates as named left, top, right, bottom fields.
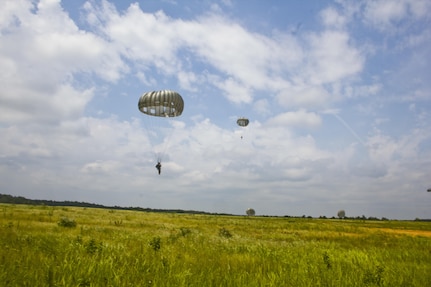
left=253, top=99, right=271, bottom=116
left=0, top=0, right=127, bottom=126
left=81, top=2, right=305, bottom=105
left=0, top=0, right=430, bottom=219
left=305, top=30, right=364, bottom=85
left=276, top=84, right=332, bottom=109
left=363, top=0, right=431, bottom=31
left=320, top=6, right=347, bottom=29
left=266, top=110, right=322, bottom=129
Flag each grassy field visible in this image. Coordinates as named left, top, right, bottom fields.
left=1, top=204, right=430, bottom=286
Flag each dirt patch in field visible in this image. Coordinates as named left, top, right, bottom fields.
left=377, top=228, right=431, bottom=238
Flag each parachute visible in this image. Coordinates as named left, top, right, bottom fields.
left=246, top=208, right=255, bottom=216
left=236, top=117, right=249, bottom=139
left=138, top=90, right=184, bottom=163
left=237, top=117, right=249, bottom=127
left=138, top=90, right=184, bottom=117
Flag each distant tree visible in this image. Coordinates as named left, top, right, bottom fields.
left=246, top=208, right=255, bottom=216
left=337, top=210, right=346, bottom=219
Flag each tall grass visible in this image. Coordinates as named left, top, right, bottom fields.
left=1, top=204, right=430, bottom=286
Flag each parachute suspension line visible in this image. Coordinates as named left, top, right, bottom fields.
left=143, top=115, right=170, bottom=163
left=159, top=120, right=176, bottom=163
left=154, top=113, right=179, bottom=163
left=141, top=111, right=160, bottom=162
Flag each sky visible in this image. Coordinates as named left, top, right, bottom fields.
left=1, top=0, right=430, bottom=219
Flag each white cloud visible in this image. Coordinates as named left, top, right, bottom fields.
left=367, top=127, right=431, bottom=166
left=77, top=0, right=366, bottom=114
left=253, top=99, right=270, bottom=116
left=305, top=30, right=364, bottom=85
left=80, top=160, right=121, bottom=174
left=320, top=7, right=347, bottom=29
left=81, top=3, right=304, bottom=105
left=0, top=81, right=94, bottom=124
left=266, top=110, right=322, bottom=129
left=0, top=0, right=128, bottom=125
left=214, top=77, right=253, bottom=104
left=177, top=70, right=199, bottom=91
left=276, top=84, right=332, bottom=109
left=0, top=0, right=430, bottom=219
left=363, top=0, right=431, bottom=31
left=364, top=0, right=407, bottom=27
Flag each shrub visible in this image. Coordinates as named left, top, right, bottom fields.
left=179, top=227, right=192, bottom=236
left=149, top=236, right=161, bottom=251
left=363, top=266, right=384, bottom=286
left=85, top=238, right=102, bottom=254
left=113, top=220, right=123, bottom=226
left=58, top=217, right=76, bottom=228
left=323, top=251, right=332, bottom=269
left=219, top=227, right=232, bottom=238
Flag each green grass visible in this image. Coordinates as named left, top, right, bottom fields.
left=1, top=204, right=430, bottom=286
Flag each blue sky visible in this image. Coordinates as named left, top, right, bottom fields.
left=1, top=0, right=430, bottom=219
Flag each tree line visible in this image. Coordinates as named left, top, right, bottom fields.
left=0, top=193, right=212, bottom=215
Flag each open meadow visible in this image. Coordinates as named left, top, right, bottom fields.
left=1, top=203, right=430, bottom=286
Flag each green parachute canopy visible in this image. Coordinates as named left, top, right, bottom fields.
left=138, top=90, right=184, bottom=117
left=237, top=117, right=249, bottom=127
left=246, top=208, right=255, bottom=216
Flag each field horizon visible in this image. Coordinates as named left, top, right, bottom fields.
left=2, top=193, right=430, bottom=221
